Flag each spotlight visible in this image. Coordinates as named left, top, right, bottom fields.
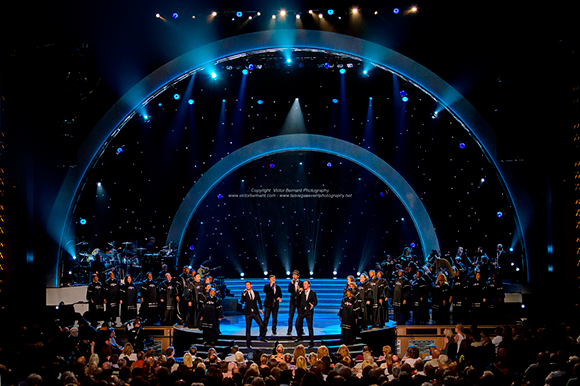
left=318, top=13, right=323, bottom=18
left=80, top=218, right=87, bottom=225
left=393, top=8, right=400, bottom=14
left=352, top=8, right=358, bottom=14
left=402, top=96, right=409, bottom=102
left=189, top=245, right=195, bottom=250
left=296, top=14, right=300, bottom=19
left=188, top=99, right=194, bottom=105
left=516, top=267, right=520, bottom=272
left=308, top=10, right=313, bottom=14
left=217, top=194, right=223, bottom=199
left=236, top=11, right=242, bottom=17
left=363, top=70, right=368, bottom=75
left=172, top=13, right=178, bottom=19
left=327, top=9, right=334, bottom=15
left=257, top=12, right=261, bottom=16
left=248, top=64, right=254, bottom=70
left=242, top=69, right=249, bottom=75
left=431, top=111, right=439, bottom=119
left=72, top=255, right=77, bottom=260
left=97, top=182, right=102, bottom=187
left=401, top=217, right=405, bottom=221
left=511, top=262, right=515, bottom=266
left=497, top=211, right=503, bottom=218
left=347, top=63, right=353, bottom=68
left=481, top=178, right=485, bottom=182
left=264, top=270, right=268, bottom=276
left=509, top=247, right=514, bottom=252
left=272, top=14, right=276, bottom=19
left=211, top=72, right=217, bottom=79
left=521, top=304, right=526, bottom=309
left=327, top=162, right=332, bottom=167
left=374, top=11, right=378, bottom=15
left=459, top=142, right=466, bottom=149
left=68, top=271, right=72, bottom=275
left=240, top=272, right=245, bottom=277
left=380, top=192, right=385, bottom=197
left=286, top=270, right=291, bottom=276
left=339, top=68, right=346, bottom=74
left=333, top=270, right=337, bottom=275
left=173, top=93, right=180, bottom=100
left=287, top=58, right=292, bottom=63
left=257, top=100, right=264, bottom=105
left=269, top=163, right=275, bottom=168
left=309, top=271, right=314, bottom=276
left=357, top=271, right=361, bottom=276
left=411, top=6, right=418, bottom=13
left=332, top=98, right=338, bottom=103
left=299, top=162, right=303, bottom=165
left=156, top=13, right=161, bottom=18
left=116, top=147, right=124, bottom=154
left=280, top=10, right=286, bottom=16
left=324, top=63, right=330, bottom=69
left=399, top=90, right=406, bottom=96
left=211, top=11, right=217, bottom=16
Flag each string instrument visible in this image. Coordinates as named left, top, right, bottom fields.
left=197, top=265, right=222, bottom=278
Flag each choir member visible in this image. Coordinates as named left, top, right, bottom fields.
left=339, top=288, right=361, bottom=345
left=119, top=275, right=138, bottom=323
left=200, top=287, right=223, bottom=346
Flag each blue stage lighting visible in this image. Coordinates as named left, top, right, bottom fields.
left=332, top=98, right=338, bottom=103
left=363, top=70, right=368, bottom=75
left=240, top=272, right=245, bottom=277
left=189, top=245, right=195, bottom=250
left=143, top=115, right=149, bottom=120
left=72, top=255, right=77, bottom=260
left=309, top=271, right=314, bottom=276
left=399, top=90, right=406, bottom=96
left=333, top=270, right=337, bottom=275
left=327, top=9, right=334, bottom=15
left=211, top=72, right=217, bottom=79
left=80, top=218, right=87, bottom=225
left=248, top=64, right=254, bottom=70
left=339, top=68, right=346, bottom=74
left=242, top=69, right=249, bottom=75
left=174, top=93, right=180, bottom=100
left=299, top=162, right=303, bottom=165
left=459, top=142, right=466, bottom=149
left=286, top=271, right=291, bottom=276
left=236, top=11, right=242, bottom=17
left=393, top=8, right=400, bottom=14
left=264, top=270, right=268, bottom=276
left=222, top=99, right=226, bottom=102
left=327, top=162, right=332, bottom=167
left=257, top=100, right=264, bottom=105
left=497, top=211, right=503, bottom=218
left=287, top=58, right=292, bottom=63
left=269, top=163, right=275, bottom=168
left=172, top=13, right=178, bottom=19
left=380, top=192, right=385, bottom=197
left=188, top=99, right=194, bottom=105
left=324, top=63, right=330, bottom=69
left=402, top=96, right=409, bottom=102
left=217, top=194, right=223, bottom=199
left=369, top=97, right=373, bottom=100
left=116, top=147, right=123, bottom=154
left=410, top=242, right=416, bottom=248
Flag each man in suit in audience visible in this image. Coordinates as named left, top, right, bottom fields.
left=241, top=281, right=268, bottom=348
left=263, top=274, right=283, bottom=335
left=295, top=279, right=318, bottom=348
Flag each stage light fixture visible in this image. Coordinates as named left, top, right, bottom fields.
left=339, top=68, right=346, bottom=74
left=352, top=8, right=358, bottom=14
left=432, top=111, right=439, bottom=119
left=393, top=8, right=400, bottom=14
left=257, top=12, right=261, bottom=16
left=211, top=72, right=217, bottom=79
left=217, top=194, right=223, bottom=199
left=411, top=242, right=416, bottom=248
left=286, top=270, right=291, bottom=275
left=308, top=10, right=313, bottom=14
left=333, top=270, right=337, bottom=275
left=248, top=16, right=252, bottom=20
left=327, top=9, right=334, bottom=15
left=248, top=64, right=254, bottom=70
left=211, top=11, right=217, bottom=16
left=369, top=97, right=373, bottom=100
left=240, top=272, right=245, bottom=277
left=459, top=142, right=466, bottom=149
left=497, top=211, right=503, bottom=218
left=257, top=100, right=264, bottom=105
left=72, top=255, right=77, bottom=260
left=309, top=271, right=314, bottom=276
left=318, top=13, right=323, bottom=18
left=380, top=192, right=385, bottom=197
left=264, top=270, right=268, bottom=276
left=80, top=218, right=87, bottom=225
left=156, top=13, right=161, bottom=18
left=481, top=178, right=485, bottom=182
left=411, top=6, right=418, bottom=13
left=188, top=99, right=194, bottom=105
left=511, top=262, right=515, bottom=266
left=521, top=304, right=526, bottom=309
left=509, top=247, right=514, bottom=252
left=236, top=11, right=242, bottom=17
left=287, top=58, right=292, bottom=63
left=189, top=245, right=195, bottom=250
left=272, top=14, right=276, bottom=19
left=401, top=217, right=405, bottom=221
left=327, top=162, right=332, bottom=167
left=402, top=96, right=409, bottom=102
left=299, top=162, right=303, bottom=165
left=332, top=98, right=338, bottom=103
left=296, top=13, right=300, bottom=19
left=97, top=182, right=102, bottom=187
left=242, top=69, right=248, bottom=75
left=324, top=63, right=330, bottom=68
left=173, top=93, right=180, bottom=100
left=269, top=163, right=275, bottom=168
left=374, top=11, right=378, bottom=15
left=116, top=147, right=123, bottom=154
left=357, top=271, right=361, bottom=276
left=516, top=267, right=520, bottom=272
left=363, top=70, right=368, bottom=75
left=172, top=13, right=178, bottom=19
left=280, top=10, right=286, bottom=16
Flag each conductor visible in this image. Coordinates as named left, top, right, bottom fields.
left=241, top=281, right=268, bottom=348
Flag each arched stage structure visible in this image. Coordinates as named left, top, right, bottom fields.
left=166, top=134, right=440, bottom=260
left=47, top=29, right=534, bottom=287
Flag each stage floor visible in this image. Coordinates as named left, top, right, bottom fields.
left=177, top=313, right=398, bottom=337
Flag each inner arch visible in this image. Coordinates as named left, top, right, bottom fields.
left=167, top=134, right=439, bottom=260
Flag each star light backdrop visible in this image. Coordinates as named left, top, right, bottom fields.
left=71, top=51, right=519, bottom=278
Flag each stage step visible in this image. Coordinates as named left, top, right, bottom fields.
left=224, top=278, right=347, bottom=314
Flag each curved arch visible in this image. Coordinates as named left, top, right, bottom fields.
left=166, top=134, right=439, bottom=260
left=47, top=29, right=533, bottom=286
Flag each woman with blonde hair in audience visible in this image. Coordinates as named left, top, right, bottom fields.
left=317, top=345, right=329, bottom=359
left=119, top=343, right=137, bottom=362
left=274, top=343, right=285, bottom=361
left=307, top=352, right=318, bottom=367
left=293, top=345, right=306, bottom=362
left=296, top=356, right=308, bottom=370
left=183, top=352, right=194, bottom=368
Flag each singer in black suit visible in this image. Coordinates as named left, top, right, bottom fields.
left=240, top=281, right=267, bottom=348
left=295, top=279, right=318, bottom=348
left=263, top=275, right=283, bottom=335
left=287, top=270, right=303, bottom=335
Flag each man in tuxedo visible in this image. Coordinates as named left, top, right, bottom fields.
left=295, top=279, right=318, bottom=348
left=263, top=275, right=283, bottom=335
left=240, top=281, right=268, bottom=348
left=287, top=270, right=303, bottom=336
